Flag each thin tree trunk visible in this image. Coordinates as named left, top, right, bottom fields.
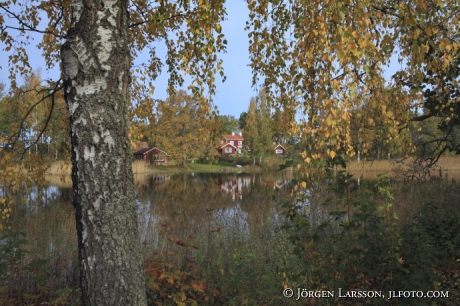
left=182, top=151, right=187, bottom=168
left=61, top=0, right=146, bottom=305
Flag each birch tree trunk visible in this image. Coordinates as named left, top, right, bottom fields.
left=61, top=0, right=146, bottom=304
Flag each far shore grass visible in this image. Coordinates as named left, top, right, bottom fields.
left=44, top=159, right=258, bottom=177
left=346, top=156, right=460, bottom=172
left=43, top=156, right=460, bottom=180
left=43, top=160, right=258, bottom=187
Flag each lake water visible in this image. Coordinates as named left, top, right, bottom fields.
left=5, top=169, right=460, bottom=301
left=6, top=171, right=296, bottom=287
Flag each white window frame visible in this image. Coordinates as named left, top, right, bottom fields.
left=225, top=147, right=232, bottom=153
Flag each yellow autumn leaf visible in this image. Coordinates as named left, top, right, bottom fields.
left=329, top=150, right=336, bottom=159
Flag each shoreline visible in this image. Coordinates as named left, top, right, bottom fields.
left=44, top=160, right=266, bottom=176
left=43, top=156, right=460, bottom=179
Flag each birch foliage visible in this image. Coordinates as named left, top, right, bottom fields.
left=152, top=90, right=218, bottom=167
left=247, top=0, right=460, bottom=162
left=1, top=0, right=227, bottom=107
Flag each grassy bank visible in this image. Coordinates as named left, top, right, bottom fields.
left=346, top=156, right=460, bottom=175
left=43, top=156, right=460, bottom=183
left=44, top=160, right=158, bottom=175
left=43, top=160, right=253, bottom=187
left=44, top=159, right=264, bottom=176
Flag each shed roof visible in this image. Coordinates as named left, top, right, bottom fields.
left=133, top=148, right=154, bottom=155
left=273, top=144, right=286, bottom=150
left=133, top=147, right=169, bottom=156
left=220, top=143, right=237, bottom=149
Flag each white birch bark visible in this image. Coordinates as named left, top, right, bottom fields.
left=61, top=0, right=146, bottom=304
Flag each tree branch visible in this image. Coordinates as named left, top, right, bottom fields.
left=7, top=80, right=64, bottom=157
left=0, top=5, right=66, bottom=38
left=128, top=12, right=196, bottom=29
left=411, top=113, right=435, bottom=122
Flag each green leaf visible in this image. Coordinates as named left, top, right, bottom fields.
left=364, top=65, right=370, bottom=74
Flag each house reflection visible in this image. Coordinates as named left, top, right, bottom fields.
left=260, top=178, right=289, bottom=189
left=218, top=175, right=291, bottom=200
left=134, top=174, right=170, bottom=189
left=218, top=176, right=254, bottom=200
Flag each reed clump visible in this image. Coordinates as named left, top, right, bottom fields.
left=132, top=160, right=152, bottom=174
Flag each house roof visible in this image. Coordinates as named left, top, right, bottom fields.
left=220, top=143, right=237, bottom=149
left=151, top=147, right=169, bottom=156
left=274, top=144, right=286, bottom=150
left=223, top=134, right=244, bottom=141
left=133, top=148, right=154, bottom=155
left=133, top=147, right=169, bottom=156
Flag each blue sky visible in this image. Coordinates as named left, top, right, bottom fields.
left=142, top=1, right=255, bottom=119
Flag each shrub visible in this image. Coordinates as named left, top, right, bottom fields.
left=218, top=154, right=252, bottom=166
left=260, top=156, right=284, bottom=171
left=282, top=172, right=459, bottom=305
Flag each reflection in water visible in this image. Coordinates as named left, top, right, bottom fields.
left=214, top=204, right=249, bottom=235
left=6, top=169, right=460, bottom=303
left=8, top=184, right=77, bottom=288
left=217, top=174, right=291, bottom=200
left=218, top=176, right=253, bottom=200
left=9, top=171, right=295, bottom=288
left=135, top=171, right=295, bottom=247
left=9, top=169, right=456, bottom=296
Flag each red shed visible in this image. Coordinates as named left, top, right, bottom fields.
left=273, top=144, right=286, bottom=155
left=217, top=143, right=238, bottom=155
left=133, top=147, right=169, bottom=163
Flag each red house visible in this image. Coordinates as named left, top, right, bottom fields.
left=273, top=144, right=286, bottom=155
left=216, top=133, right=244, bottom=155
left=133, top=147, right=169, bottom=163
